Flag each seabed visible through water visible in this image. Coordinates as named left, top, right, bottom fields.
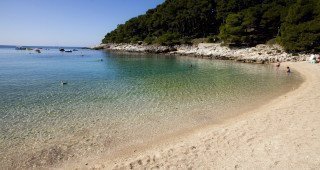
left=0, top=47, right=303, bottom=168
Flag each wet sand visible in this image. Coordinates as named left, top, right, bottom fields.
left=68, top=62, right=320, bottom=169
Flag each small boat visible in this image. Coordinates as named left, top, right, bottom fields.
left=73, top=49, right=78, bottom=51
left=35, top=49, right=41, bottom=53
left=15, top=46, right=27, bottom=50
left=59, top=48, right=65, bottom=52
left=65, top=50, right=72, bottom=53
left=61, top=81, right=68, bottom=85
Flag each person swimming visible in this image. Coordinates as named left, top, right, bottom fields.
left=286, top=66, right=291, bottom=74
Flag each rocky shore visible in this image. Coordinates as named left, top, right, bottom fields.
left=92, top=43, right=309, bottom=64
left=92, top=43, right=176, bottom=53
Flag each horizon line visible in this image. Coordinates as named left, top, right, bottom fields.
left=0, top=44, right=89, bottom=48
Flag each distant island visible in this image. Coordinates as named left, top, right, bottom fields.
left=102, top=0, right=319, bottom=52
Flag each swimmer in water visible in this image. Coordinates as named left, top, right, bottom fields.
left=286, top=66, right=291, bottom=74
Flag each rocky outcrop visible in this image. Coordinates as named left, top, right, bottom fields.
left=173, top=43, right=309, bottom=63
left=92, top=43, right=309, bottom=64
left=92, top=43, right=176, bottom=53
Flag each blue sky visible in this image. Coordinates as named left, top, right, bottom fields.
left=0, top=0, right=164, bottom=47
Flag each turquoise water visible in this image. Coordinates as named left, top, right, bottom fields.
left=0, top=48, right=302, bottom=168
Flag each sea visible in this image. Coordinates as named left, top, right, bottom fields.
left=0, top=45, right=303, bottom=168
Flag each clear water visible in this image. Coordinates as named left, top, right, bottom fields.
left=0, top=47, right=303, bottom=168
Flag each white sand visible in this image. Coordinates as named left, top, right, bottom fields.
left=63, top=62, right=320, bottom=169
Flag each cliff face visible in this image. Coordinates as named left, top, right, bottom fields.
left=92, top=43, right=309, bottom=64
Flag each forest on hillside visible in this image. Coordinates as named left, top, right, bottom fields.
left=102, top=0, right=320, bottom=52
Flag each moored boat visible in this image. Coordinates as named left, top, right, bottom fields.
left=15, top=46, right=27, bottom=50
left=35, top=49, right=41, bottom=53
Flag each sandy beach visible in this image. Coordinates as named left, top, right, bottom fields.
left=2, top=0, right=319, bottom=169
left=69, top=61, right=320, bottom=169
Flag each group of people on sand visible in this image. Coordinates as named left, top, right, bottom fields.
left=275, top=61, right=291, bottom=74
left=309, top=54, right=320, bottom=64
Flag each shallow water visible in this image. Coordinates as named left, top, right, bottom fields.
left=0, top=48, right=303, bottom=168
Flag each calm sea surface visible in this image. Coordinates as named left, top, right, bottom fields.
left=0, top=47, right=303, bottom=168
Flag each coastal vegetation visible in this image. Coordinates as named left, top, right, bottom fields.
left=102, top=0, right=320, bottom=52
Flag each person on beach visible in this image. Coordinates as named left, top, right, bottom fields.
left=276, top=62, right=281, bottom=68
left=309, top=54, right=317, bottom=63
left=287, top=66, right=291, bottom=74
left=316, top=54, right=320, bottom=63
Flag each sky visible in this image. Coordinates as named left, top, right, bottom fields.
left=0, top=0, right=164, bottom=47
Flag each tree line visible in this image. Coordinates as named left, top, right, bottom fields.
left=102, top=0, right=320, bottom=52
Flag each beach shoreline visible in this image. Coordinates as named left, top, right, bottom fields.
left=62, top=61, right=320, bottom=169
left=1, top=48, right=308, bottom=169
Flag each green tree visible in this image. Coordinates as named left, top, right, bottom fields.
left=280, top=0, right=320, bottom=52
left=154, top=32, right=182, bottom=46
left=102, top=0, right=320, bottom=52
left=219, top=6, right=263, bottom=45
left=103, top=0, right=217, bottom=44
left=219, top=13, right=245, bottom=44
